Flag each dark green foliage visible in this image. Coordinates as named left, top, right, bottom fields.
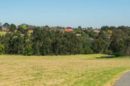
left=3, top=23, right=10, bottom=28
left=0, top=23, right=130, bottom=56
left=109, top=29, right=126, bottom=56
left=9, top=24, right=16, bottom=32
left=93, top=30, right=111, bottom=53
left=0, top=44, right=5, bottom=54
left=23, top=34, right=33, bottom=55
left=17, top=24, right=28, bottom=34
left=5, top=32, right=24, bottom=54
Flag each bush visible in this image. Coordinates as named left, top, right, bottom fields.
left=0, top=44, right=5, bottom=54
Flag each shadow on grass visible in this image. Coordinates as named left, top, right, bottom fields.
left=97, top=54, right=130, bottom=59
left=96, top=55, right=117, bottom=59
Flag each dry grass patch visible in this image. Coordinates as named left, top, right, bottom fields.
left=0, top=54, right=130, bottom=86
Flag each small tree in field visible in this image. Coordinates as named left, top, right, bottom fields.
left=0, top=44, right=5, bottom=54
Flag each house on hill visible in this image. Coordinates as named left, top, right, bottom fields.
left=65, top=27, right=73, bottom=32
left=27, top=25, right=34, bottom=33
left=93, top=29, right=100, bottom=33
left=1, top=26, right=9, bottom=32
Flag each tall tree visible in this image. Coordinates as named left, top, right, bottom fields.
left=9, top=24, right=16, bottom=32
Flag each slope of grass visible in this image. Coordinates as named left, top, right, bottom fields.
left=0, top=54, right=129, bottom=86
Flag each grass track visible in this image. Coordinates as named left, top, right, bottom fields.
left=0, top=54, right=130, bottom=86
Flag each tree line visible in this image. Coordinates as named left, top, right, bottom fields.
left=0, top=23, right=130, bottom=56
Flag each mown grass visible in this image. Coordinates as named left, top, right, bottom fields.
left=0, top=31, right=6, bottom=36
left=0, top=54, right=130, bottom=86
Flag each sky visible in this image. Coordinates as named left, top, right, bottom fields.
left=0, top=0, right=130, bottom=27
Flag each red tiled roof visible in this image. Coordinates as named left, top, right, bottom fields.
left=65, top=27, right=73, bottom=32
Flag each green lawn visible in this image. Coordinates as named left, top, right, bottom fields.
left=0, top=54, right=130, bottom=86
left=0, top=31, right=6, bottom=36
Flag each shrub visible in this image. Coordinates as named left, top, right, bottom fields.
left=0, top=44, right=5, bottom=54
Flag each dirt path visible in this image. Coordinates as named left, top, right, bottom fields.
left=114, top=72, right=130, bottom=86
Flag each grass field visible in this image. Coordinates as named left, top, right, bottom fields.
left=0, top=31, right=6, bottom=36
left=0, top=54, right=130, bottom=86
